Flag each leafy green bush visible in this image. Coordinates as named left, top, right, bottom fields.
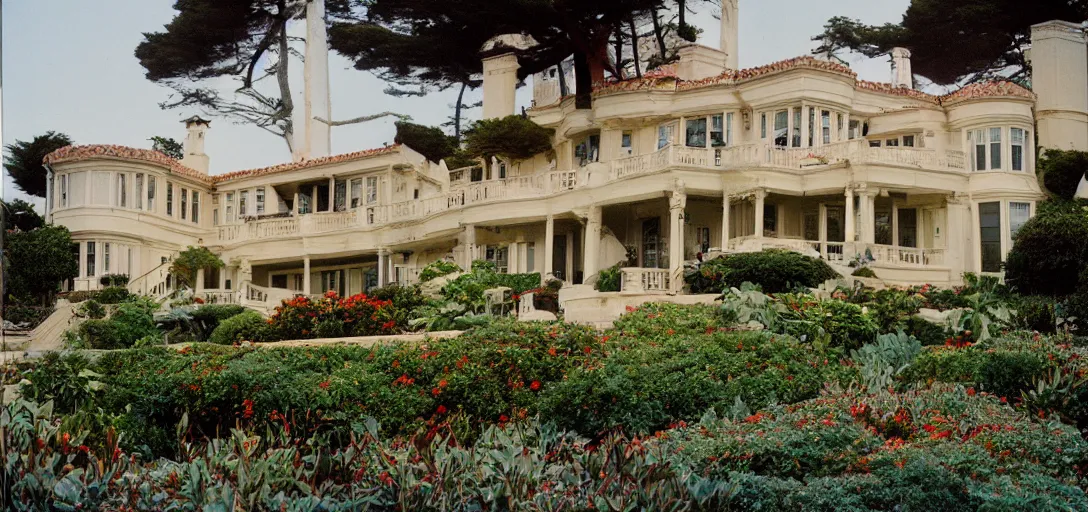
left=902, top=335, right=1066, bottom=401
left=1004, top=200, right=1088, bottom=296
left=1039, top=148, right=1088, bottom=201
left=98, top=274, right=129, bottom=287
left=208, top=311, right=276, bottom=344
left=780, top=295, right=879, bottom=350
left=851, top=266, right=877, bottom=278
left=95, top=286, right=130, bottom=304
left=462, top=115, right=554, bottom=162
left=189, top=304, right=246, bottom=340
left=268, top=292, right=397, bottom=340
left=595, top=264, right=621, bottom=292
left=417, top=260, right=462, bottom=283
left=689, top=250, right=839, bottom=294
left=441, top=260, right=540, bottom=312
left=367, top=284, right=427, bottom=329
left=73, top=296, right=159, bottom=349
left=1015, top=295, right=1058, bottom=333
left=905, top=316, right=949, bottom=346
left=78, top=299, right=106, bottom=319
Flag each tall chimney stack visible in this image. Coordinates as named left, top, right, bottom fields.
left=300, top=0, right=332, bottom=161
left=891, top=48, right=913, bottom=89
left=1031, top=21, right=1088, bottom=152
left=480, top=34, right=535, bottom=120
left=180, top=116, right=211, bottom=174
left=720, top=0, right=739, bottom=70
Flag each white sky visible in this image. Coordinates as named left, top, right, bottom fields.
left=1, top=0, right=911, bottom=210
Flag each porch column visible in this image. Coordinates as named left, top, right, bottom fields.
left=293, top=191, right=299, bottom=214
left=565, top=230, right=575, bottom=282
left=721, top=194, right=731, bottom=250
left=195, top=268, right=205, bottom=296
left=844, top=186, right=856, bottom=242
left=892, top=198, right=900, bottom=249
left=303, top=256, right=311, bottom=295
left=377, top=249, right=386, bottom=287
left=945, top=194, right=969, bottom=279
left=583, top=205, right=602, bottom=281
left=859, top=189, right=877, bottom=244
left=508, top=243, right=520, bottom=274
left=669, top=181, right=687, bottom=292
left=463, top=225, right=476, bottom=268
left=753, top=189, right=766, bottom=243
left=818, top=203, right=828, bottom=258
left=544, top=215, right=555, bottom=280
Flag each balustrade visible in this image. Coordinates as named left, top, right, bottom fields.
left=620, top=268, right=671, bottom=294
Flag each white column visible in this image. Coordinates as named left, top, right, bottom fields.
left=892, top=198, right=899, bottom=248
left=293, top=191, right=299, bottom=214
left=860, top=190, right=876, bottom=244
left=753, top=190, right=766, bottom=240
left=565, top=230, right=575, bottom=282
left=328, top=177, right=336, bottom=212
left=818, top=203, right=828, bottom=257
left=303, top=256, right=311, bottom=295
left=801, top=104, right=810, bottom=148
left=544, top=215, right=555, bottom=279
left=195, top=268, right=205, bottom=296
left=463, top=225, right=476, bottom=268
left=377, top=250, right=386, bottom=287
left=844, top=186, right=856, bottom=242
left=946, top=196, right=969, bottom=279
left=721, top=194, right=731, bottom=250
left=583, top=205, right=602, bottom=281
left=669, top=188, right=688, bottom=292
left=508, top=243, right=520, bottom=274
left=301, top=0, right=332, bottom=161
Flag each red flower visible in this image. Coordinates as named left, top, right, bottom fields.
left=436, top=405, right=447, bottom=415
left=967, top=387, right=976, bottom=397
left=548, top=347, right=558, bottom=357
left=242, top=399, right=255, bottom=418
left=318, top=379, right=331, bottom=390
left=379, top=471, right=394, bottom=486
left=923, top=424, right=937, bottom=432
left=530, top=380, right=541, bottom=391
left=583, top=346, right=592, bottom=354
left=438, top=379, right=448, bottom=388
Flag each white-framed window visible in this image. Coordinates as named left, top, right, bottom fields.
left=147, top=177, right=156, bottom=211
left=1011, top=128, right=1026, bottom=171
left=180, top=189, right=188, bottom=220
left=657, top=123, right=676, bottom=150
left=685, top=117, right=707, bottom=147
left=135, top=174, right=143, bottom=209
left=256, top=187, right=266, bottom=214
left=334, top=180, right=346, bottom=211
left=792, top=109, right=802, bottom=147
left=725, top=113, right=734, bottom=146
left=837, top=113, right=845, bottom=141
left=225, top=192, right=235, bottom=222
left=773, top=110, right=789, bottom=147
left=821, top=110, right=831, bottom=145
left=166, top=182, right=174, bottom=216
left=86, top=242, right=96, bottom=277
left=760, top=113, right=767, bottom=139
left=366, top=177, right=378, bottom=204
left=711, top=115, right=724, bottom=147
left=885, top=138, right=899, bottom=147
left=350, top=178, right=363, bottom=208
left=117, top=174, right=127, bottom=207
left=104, top=243, right=110, bottom=273
left=903, top=135, right=916, bottom=147
left=989, top=128, right=1002, bottom=170
left=60, top=174, right=68, bottom=208
left=213, top=208, right=219, bottom=226
left=191, top=191, right=200, bottom=224
left=620, top=131, right=633, bottom=156
left=239, top=190, right=248, bottom=216
left=849, top=120, right=862, bottom=140
left=808, top=107, right=816, bottom=147
left=1009, top=202, right=1031, bottom=239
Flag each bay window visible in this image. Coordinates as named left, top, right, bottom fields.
left=685, top=113, right=734, bottom=148
left=86, top=242, right=96, bottom=277
left=239, top=190, right=248, bottom=216
left=760, top=113, right=767, bottom=139
left=979, top=202, right=1001, bottom=273
left=256, top=187, right=266, bottom=214
left=1011, top=128, right=1025, bottom=171
left=350, top=178, right=363, bottom=208
left=147, top=177, right=156, bottom=211
left=773, top=110, right=789, bottom=147
left=1010, top=202, right=1031, bottom=238
left=658, top=123, right=675, bottom=149
left=807, top=107, right=815, bottom=147
left=366, top=177, right=378, bottom=204
left=821, top=110, right=831, bottom=145
left=711, top=115, right=725, bottom=147
left=166, top=182, right=174, bottom=216
left=191, top=191, right=200, bottom=223
left=968, top=126, right=1030, bottom=172
left=989, top=128, right=1002, bottom=169
left=117, top=174, right=127, bottom=207
left=792, top=109, right=802, bottom=147
left=685, top=118, right=707, bottom=147
left=180, top=189, right=188, bottom=220
left=226, top=193, right=235, bottom=222
left=104, top=243, right=111, bottom=273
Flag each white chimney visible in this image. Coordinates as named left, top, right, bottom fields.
left=181, top=115, right=211, bottom=174
left=720, top=0, right=739, bottom=70
left=891, top=47, right=913, bottom=89
left=480, top=34, right=536, bottom=119
left=1031, top=20, right=1088, bottom=153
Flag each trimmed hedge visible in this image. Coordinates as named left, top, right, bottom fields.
left=208, top=311, right=276, bottom=345
left=689, top=250, right=840, bottom=294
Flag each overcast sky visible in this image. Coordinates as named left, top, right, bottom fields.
left=2, top=0, right=911, bottom=210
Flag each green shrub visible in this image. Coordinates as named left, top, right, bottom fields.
left=851, top=267, right=877, bottom=278
left=77, top=299, right=106, bottom=320
left=905, top=316, right=949, bottom=346
left=98, top=274, right=129, bottom=287
left=1039, top=148, right=1088, bottom=201
left=96, top=286, right=130, bottom=304
left=208, top=311, right=276, bottom=344
left=1004, top=200, right=1088, bottom=296
left=442, top=260, right=540, bottom=312
left=417, top=260, right=462, bottom=282
left=595, top=264, right=621, bottom=292
left=1015, top=295, right=1058, bottom=333
left=268, top=292, right=396, bottom=340
left=902, top=336, right=1063, bottom=400
left=689, top=250, right=839, bottom=294
left=189, top=304, right=246, bottom=340
left=78, top=319, right=126, bottom=350
left=367, top=284, right=427, bottom=329
left=19, top=352, right=96, bottom=414
left=780, top=296, right=879, bottom=350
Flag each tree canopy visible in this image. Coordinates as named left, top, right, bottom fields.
left=3, top=132, right=73, bottom=198
left=813, top=0, right=1088, bottom=85
left=170, top=246, right=225, bottom=290
left=1039, top=149, right=1088, bottom=201
left=150, top=136, right=184, bottom=160
left=3, top=225, right=79, bottom=305
left=393, top=122, right=457, bottom=163
left=1, top=199, right=45, bottom=233
left=463, top=116, right=554, bottom=162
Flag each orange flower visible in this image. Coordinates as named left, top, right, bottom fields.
left=548, top=347, right=558, bottom=357
left=530, top=380, right=541, bottom=391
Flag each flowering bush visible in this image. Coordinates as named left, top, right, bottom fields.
left=268, top=291, right=397, bottom=340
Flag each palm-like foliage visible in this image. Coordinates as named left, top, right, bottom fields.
left=3, top=131, right=73, bottom=197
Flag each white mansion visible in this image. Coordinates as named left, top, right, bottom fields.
left=40, top=13, right=1088, bottom=314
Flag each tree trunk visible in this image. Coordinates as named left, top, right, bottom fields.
left=573, top=51, right=594, bottom=110
left=275, top=17, right=295, bottom=155
left=629, top=17, right=642, bottom=78
left=651, top=9, right=668, bottom=65
left=454, top=81, right=467, bottom=143
left=613, top=21, right=624, bottom=80
left=678, top=0, right=687, bottom=39
left=557, top=62, right=569, bottom=97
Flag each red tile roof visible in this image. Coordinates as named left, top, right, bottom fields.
left=210, top=144, right=401, bottom=183
left=44, top=144, right=404, bottom=186
left=532, top=55, right=1035, bottom=109
left=44, top=145, right=212, bottom=183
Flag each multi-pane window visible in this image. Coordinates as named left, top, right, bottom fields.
left=773, top=110, right=789, bottom=147
left=213, top=209, right=219, bottom=226
left=226, top=193, right=235, bottom=222
left=166, top=182, right=174, bottom=216
left=117, top=174, right=127, bottom=207
left=970, top=129, right=987, bottom=171
left=657, top=123, right=675, bottom=150
left=239, top=191, right=248, bottom=216
left=180, top=189, right=188, bottom=220
left=849, top=120, right=861, bottom=140
left=333, top=181, right=346, bottom=212
left=366, top=177, right=378, bottom=204
left=710, top=115, right=724, bottom=147
left=256, top=187, right=266, bottom=214
left=725, top=113, right=734, bottom=146
left=885, top=138, right=899, bottom=147
left=350, top=178, right=362, bottom=208
left=821, top=110, right=831, bottom=145
left=792, top=109, right=802, bottom=148
left=104, top=243, right=111, bottom=273
left=621, top=131, right=633, bottom=155
left=135, top=174, right=143, bottom=209
left=1011, top=128, right=1025, bottom=171
left=148, top=177, right=156, bottom=211
left=979, top=202, right=1002, bottom=273
left=808, top=107, right=816, bottom=147
left=903, top=135, right=916, bottom=147
left=60, top=174, right=68, bottom=208
left=191, top=191, right=200, bottom=224
left=685, top=118, right=707, bottom=147
left=989, top=128, right=1002, bottom=169
left=86, top=242, right=96, bottom=277
left=760, top=113, right=767, bottom=139
left=1010, top=202, right=1031, bottom=238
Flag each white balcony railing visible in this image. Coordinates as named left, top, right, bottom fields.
left=620, top=267, right=671, bottom=294
left=868, top=245, right=947, bottom=267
